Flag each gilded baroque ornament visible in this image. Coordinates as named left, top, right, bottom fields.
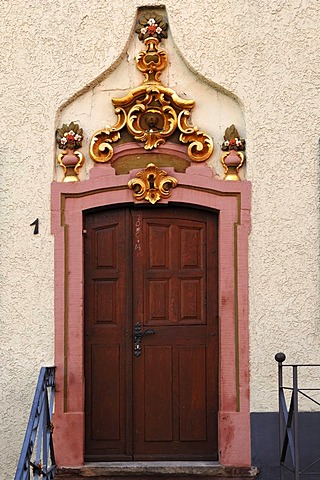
left=90, top=13, right=213, bottom=164
left=128, top=163, right=178, bottom=204
left=220, top=124, right=245, bottom=181
left=56, top=122, right=84, bottom=182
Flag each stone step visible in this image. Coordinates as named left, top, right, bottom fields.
left=56, top=462, right=259, bottom=480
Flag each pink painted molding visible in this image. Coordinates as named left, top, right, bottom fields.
left=51, top=154, right=251, bottom=468
left=111, top=141, right=191, bottom=163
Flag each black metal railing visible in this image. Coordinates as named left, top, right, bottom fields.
left=276, top=353, right=320, bottom=479
left=15, top=367, right=56, bottom=480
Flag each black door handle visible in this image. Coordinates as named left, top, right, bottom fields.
left=134, top=322, right=155, bottom=357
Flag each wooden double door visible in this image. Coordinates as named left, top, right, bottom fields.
left=84, top=206, right=218, bottom=461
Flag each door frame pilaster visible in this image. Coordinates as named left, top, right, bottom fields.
left=51, top=159, right=251, bottom=468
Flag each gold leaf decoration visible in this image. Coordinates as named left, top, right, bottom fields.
left=89, top=108, right=126, bottom=163
left=90, top=32, right=213, bottom=164
left=178, top=111, right=213, bottom=162
left=128, top=163, right=178, bottom=204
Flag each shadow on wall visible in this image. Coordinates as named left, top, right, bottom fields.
left=251, top=412, right=320, bottom=480
left=251, top=413, right=279, bottom=480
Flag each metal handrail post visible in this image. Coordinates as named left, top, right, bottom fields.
left=15, top=367, right=56, bottom=480
left=275, top=352, right=286, bottom=480
left=275, top=355, right=320, bottom=479
left=293, top=365, right=299, bottom=480
left=279, top=362, right=284, bottom=480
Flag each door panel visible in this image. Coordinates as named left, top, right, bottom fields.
left=144, top=346, right=173, bottom=442
left=84, top=206, right=218, bottom=461
left=91, top=345, right=120, bottom=440
left=84, top=209, right=131, bottom=460
left=178, top=345, right=207, bottom=441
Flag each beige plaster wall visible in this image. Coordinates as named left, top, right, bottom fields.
left=1, top=0, right=320, bottom=476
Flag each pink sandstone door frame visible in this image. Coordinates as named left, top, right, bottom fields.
left=51, top=148, right=251, bottom=468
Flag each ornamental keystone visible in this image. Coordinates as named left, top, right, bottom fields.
left=128, top=163, right=178, bottom=204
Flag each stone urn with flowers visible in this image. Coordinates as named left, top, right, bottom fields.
left=221, top=124, right=245, bottom=181
left=136, top=13, right=168, bottom=41
left=56, top=122, right=84, bottom=182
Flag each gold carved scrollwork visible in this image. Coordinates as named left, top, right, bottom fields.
left=128, top=163, right=178, bottom=204
left=89, top=108, right=126, bottom=163
left=90, top=29, right=213, bottom=164
left=136, top=37, right=168, bottom=83
left=178, top=110, right=214, bottom=162
left=126, top=88, right=177, bottom=149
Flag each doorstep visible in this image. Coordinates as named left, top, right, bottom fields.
left=56, top=461, right=259, bottom=479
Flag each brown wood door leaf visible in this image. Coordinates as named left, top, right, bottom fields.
left=84, top=206, right=218, bottom=462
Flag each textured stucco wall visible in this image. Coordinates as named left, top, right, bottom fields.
left=1, top=0, right=320, bottom=477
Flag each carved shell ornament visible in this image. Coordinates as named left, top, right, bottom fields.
left=90, top=12, right=214, bottom=164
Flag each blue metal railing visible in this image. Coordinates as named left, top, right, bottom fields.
left=15, top=367, right=56, bottom=480
left=276, top=353, right=320, bottom=479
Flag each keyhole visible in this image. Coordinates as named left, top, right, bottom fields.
left=148, top=174, right=155, bottom=189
